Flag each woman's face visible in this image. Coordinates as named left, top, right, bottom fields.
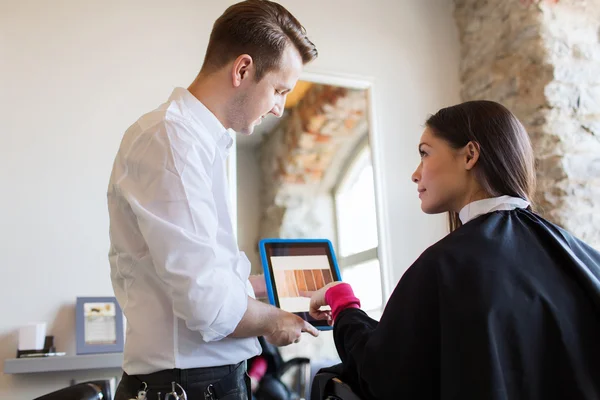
left=411, top=127, right=477, bottom=214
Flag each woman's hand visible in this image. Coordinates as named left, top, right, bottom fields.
left=301, top=281, right=345, bottom=325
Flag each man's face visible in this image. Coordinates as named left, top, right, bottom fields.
left=230, top=45, right=304, bottom=135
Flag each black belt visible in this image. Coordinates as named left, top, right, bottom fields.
left=123, top=361, right=248, bottom=400
left=203, top=362, right=247, bottom=399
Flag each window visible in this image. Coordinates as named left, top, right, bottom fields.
left=333, top=143, right=383, bottom=318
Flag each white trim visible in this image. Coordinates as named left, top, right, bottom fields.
left=300, top=70, right=374, bottom=90
left=367, top=83, right=393, bottom=302
left=331, top=184, right=340, bottom=256
left=338, top=247, right=378, bottom=269
left=299, top=70, right=393, bottom=304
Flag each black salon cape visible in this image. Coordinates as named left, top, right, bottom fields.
left=332, top=209, right=600, bottom=400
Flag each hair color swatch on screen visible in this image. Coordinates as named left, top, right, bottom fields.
left=274, top=269, right=334, bottom=297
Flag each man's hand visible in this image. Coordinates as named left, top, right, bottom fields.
left=229, top=297, right=318, bottom=344
left=264, top=310, right=319, bottom=346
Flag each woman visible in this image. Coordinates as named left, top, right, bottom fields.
left=309, top=100, right=600, bottom=400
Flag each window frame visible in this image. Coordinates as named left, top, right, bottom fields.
left=332, top=138, right=384, bottom=315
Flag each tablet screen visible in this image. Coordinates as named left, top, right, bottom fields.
left=261, top=241, right=341, bottom=328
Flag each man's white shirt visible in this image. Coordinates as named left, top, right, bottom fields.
left=108, top=87, right=261, bottom=374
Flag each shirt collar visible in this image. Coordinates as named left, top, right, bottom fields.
left=459, top=195, right=530, bottom=225
left=169, top=87, right=234, bottom=155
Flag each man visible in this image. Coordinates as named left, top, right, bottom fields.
left=107, top=1, right=318, bottom=398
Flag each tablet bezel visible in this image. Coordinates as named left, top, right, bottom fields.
left=259, top=238, right=342, bottom=330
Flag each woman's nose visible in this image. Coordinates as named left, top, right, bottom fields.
left=412, top=165, right=421, bottom=183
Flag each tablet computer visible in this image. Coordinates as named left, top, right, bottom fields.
left=259, top=238, right=342, bottom=330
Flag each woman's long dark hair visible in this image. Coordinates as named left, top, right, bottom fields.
left=425, top=100, right=536, bottom=232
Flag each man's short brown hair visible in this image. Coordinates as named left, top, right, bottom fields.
left=202, top=0, right=318, bottom=80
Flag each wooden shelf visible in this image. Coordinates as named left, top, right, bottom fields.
left=3, top=353, right=123, bottom=374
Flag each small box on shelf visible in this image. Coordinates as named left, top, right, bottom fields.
left=16, top=336, right=64, bottom=358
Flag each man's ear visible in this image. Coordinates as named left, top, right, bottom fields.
left=231, top=54, right=253, bottom=88
left=464, top=141, right=481, bottom=171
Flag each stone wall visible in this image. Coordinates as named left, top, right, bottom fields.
left=258, top=84, right=369, bottom=241
left=454, top=0, right=600, bottom=248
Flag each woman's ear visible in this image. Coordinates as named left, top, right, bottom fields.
left=464, top=141, right=481, bottom=171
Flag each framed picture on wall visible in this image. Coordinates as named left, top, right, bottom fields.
left=76, top=297, right=124, bottom=355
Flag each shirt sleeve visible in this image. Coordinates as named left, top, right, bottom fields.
left=120, top=118, right=248, bottom=342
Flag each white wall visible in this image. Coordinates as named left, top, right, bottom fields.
left=0, top=0, right=459, bottom=398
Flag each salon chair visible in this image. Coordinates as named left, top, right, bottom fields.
left=311, top=371, right=362, bottom=400
left=254, top=336, right=312, bottom=400
left=33, top=380, right=111, bottom=400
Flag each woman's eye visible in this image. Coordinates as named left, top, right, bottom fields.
left=419, top=150, right=427, bottom=158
